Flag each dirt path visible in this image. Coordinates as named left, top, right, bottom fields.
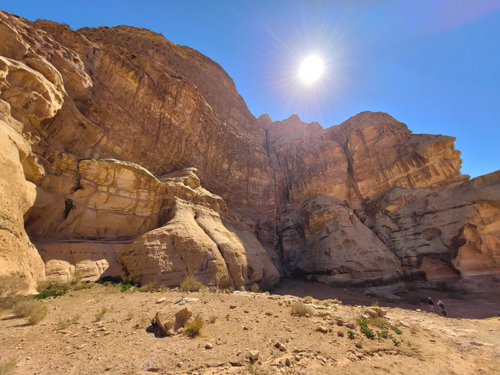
left=273, top=278, right=500, bottom=319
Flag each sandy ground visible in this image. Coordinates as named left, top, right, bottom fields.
left=0, top=283, right=499, bottom=375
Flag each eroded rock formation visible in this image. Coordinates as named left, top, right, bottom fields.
left=0, top=11, right=498, bottom=289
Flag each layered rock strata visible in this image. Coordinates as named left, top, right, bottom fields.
left=0, top=11, right=498, bottom=288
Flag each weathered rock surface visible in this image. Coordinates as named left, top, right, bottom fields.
left=0, top=11, right=498, bottom=288
left=121, top=168, right=279, bottom=289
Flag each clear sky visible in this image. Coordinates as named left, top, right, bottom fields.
left=3, top=0, right=500, bottom=177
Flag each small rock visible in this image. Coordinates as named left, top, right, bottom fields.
left=416, top=309, right=421, bottom=312
left=355, top=342, right=362, bottom=348
left=295, top=355, right=301, bottom=361
left=317, top=326, right=328, bottom=333
left=470, top=341, right=484, bottom=346
left=345, top=323, right=355, bottom=329
left=205, top=343, right=213, bottom=349
left=244, top=310, right=249, bottom=313
left=265, top=312, right=272, bottom=316
left=248, top=350, right=259, bottom=361
left=336, top=319, right=343, bottom=326
left=156, top=297, right=167, bottom=304
left=176, top=362, right=182, bottom=368
left=337, top=331, right=344, bottom=337
left=305, top=314, right=310, bottom=318
left=285, top=358, right=291, bottom=366
left=230, top=305, right=237, bottom=309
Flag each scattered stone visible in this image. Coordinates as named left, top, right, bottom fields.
left=470, top=341, right=484, bottom=346
left=244, top=309, right=249, bottom=313
left=317, top=325, right=328, bottom=333
left=345, top=323, right=355, bottom=329
left=337, top=331, right=344, bottom=337
left=285, top=358, right=291, bottom=366
left=336, top=319, right=343, bottom=326
left=355, top=342, right=363, bottom=348
left=247, top=350, right=259, bottom=361
left=156, top=297, right=167, bottom=304
left=364, top=308, right=378, bottom=318
left=230, top=305, right=237, bottom=309
left=176, top=362, right=182, bottom=368
left=206, top=343, right=213, bottom=349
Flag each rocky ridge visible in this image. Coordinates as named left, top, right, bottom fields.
left=0, top=11, right=499, bottom=290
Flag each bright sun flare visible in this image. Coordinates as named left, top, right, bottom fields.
left=299, top=55, right=324, bottom=83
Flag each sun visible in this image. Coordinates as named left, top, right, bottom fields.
left=299, top=55, right=324, bottom=83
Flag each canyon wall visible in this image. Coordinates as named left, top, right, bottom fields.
left=0, top=11, right=498, bottom=289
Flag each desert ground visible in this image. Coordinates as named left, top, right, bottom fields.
left=0, top=280, right=499, bottom=375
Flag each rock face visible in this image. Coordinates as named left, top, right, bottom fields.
left=0, top=11, right=499, bottom=288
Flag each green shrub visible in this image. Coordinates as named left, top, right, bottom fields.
left=12, top=300, right=36, bottom=318
left=35, top=290, right=67, bottom=299
left=180, top=276, right=203, bottom=292
left=347, top=330, right=355, bottom=339
left=185, top=314, right=204, bottom=337
left=390, top=325, right=402, bottom=335
left=290, top=301, right=314, bottom=317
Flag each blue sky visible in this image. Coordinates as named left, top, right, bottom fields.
left=3, top=0, right=500, bottom=177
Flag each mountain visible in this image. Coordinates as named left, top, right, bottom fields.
left=0, top=11, right=498, bottom=291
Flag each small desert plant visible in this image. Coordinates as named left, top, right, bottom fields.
left=209, top=315, right=217, bottom=324
left=371, top=300, right=379, bottom=307
left=180, top=276, right=203, bottom=292
left=347, top=330, right=355, bottom=339
left=390, top=325, right=403, bottom=335
left=160, top=285, right=170, bottom=292
left=360, top=326, right=376, bottom=339
left=0, top=274, right=28, bottom=308
left=13, top=299, right=48, bottom=324
left=139, top=282, right=154, bottom=293
left=290, top=301, right=314, bottom=317
left=71, top=314, right=81, bottom=324
left=251, top=283, right=260, bottom=293
left=95, top=307, right=108, bottom=321
left=302, top=296, right=314, bottom=304
left=137, top=315, right=149, bottom=328
left=127, top=311, right=135, bottom=320
left=72, top=272, right=84, bottom=285
left=26, top=303, right=48, bottom=325
left=56, top=317, right=71, bottom=330
left=323, top=303, right=330, bottom=307
left=184, top=314, right=204, bottom=337
left=0, top=358, right=17, bottom=375
left=243, top=362, right=271, bottom=375
left=209, top=287, right=218, bottom=293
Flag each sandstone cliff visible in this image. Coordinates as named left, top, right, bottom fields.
left=0, top=11, right=498, bottom=289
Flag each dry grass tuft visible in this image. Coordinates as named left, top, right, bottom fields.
left=56, top=317, right=71, bottom=330
left=185, top=314, right=204, bottom=337
left=180, top=276, right=203, bottom=292
left=139, top=282, right=154, bottom=293
left=209, top=314, right=217, bottom=324
left=291, top=301, right=315, bottom=317
left=251, top=283, right=260, bottom=293
left=302, top=296, right=314, bottom=304
left=0, top=275, right=28, bottom=308
left=95, top=307, right=108, bottom=321
left=0, top=358, right=17, bottom=375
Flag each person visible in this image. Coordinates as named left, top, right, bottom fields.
left=437, top=300, right=446, bottom=317
left=427, top=297, right=434, bottom=312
